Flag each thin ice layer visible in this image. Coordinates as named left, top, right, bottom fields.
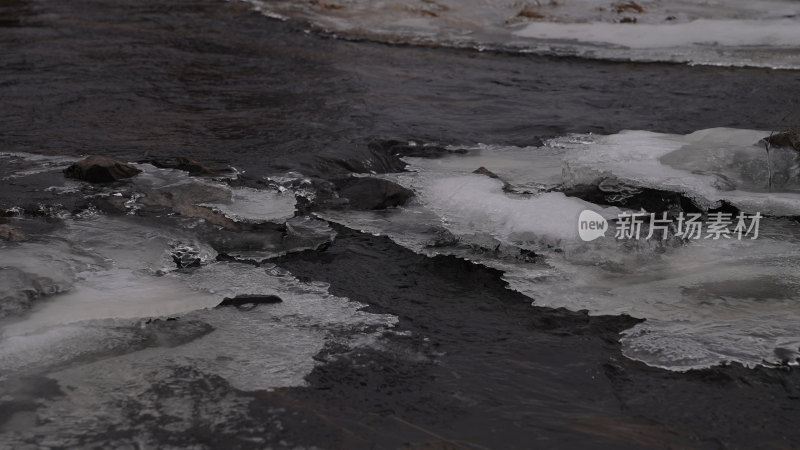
left=562, top=128, right=800, bottom=215
left=243, top=0, right=800, bottom=68
left=321, top=131, right=800, bottom=371
left=0, top=261, right=397, bottom=446
left=199, top=187, right=297, bottom=224
left=418, top=175, right=618, bottom=243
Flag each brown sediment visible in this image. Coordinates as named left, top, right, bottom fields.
left=518, top=9, right=546, bottom=19
left=614, top=1, right=644, bottom=14
left=309, top=0, right=345, bottom=10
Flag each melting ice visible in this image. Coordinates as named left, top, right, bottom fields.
left=0, top=156, right=397, bottom=445
left=243, top=0, right=800, bottom=69
left=321, top=127, right=800, bottom=371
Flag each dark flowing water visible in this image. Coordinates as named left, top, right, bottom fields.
left=1, top=0, right=800, bottom=448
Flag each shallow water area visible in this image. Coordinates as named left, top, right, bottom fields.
left=0, top=153, right=399, bottom=446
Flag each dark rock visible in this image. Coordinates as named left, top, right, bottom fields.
left=473, top=166, right=500, bottom=179
left=334, top=177, right=414, bottom=210
left=517, top=9, right=546, bottom=19
left=564, top=181, right=702, bottom=214
left=372, top=140, right=468, bottom=159
left=766, top=126, right=800, bottom=151
left=139, top=155, right=216, bottom=175
left=473, top=166, right=515, bottom=192
left=170, top=244, right=204, bottom=269
left=64, top=155, right=142, bottom=183
left=774, top=347, right=798, bottom=365
left=314, top=143, right=407, bottom=175
left=217, top=294, right=283, bottom=310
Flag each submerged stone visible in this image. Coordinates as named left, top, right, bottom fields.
left=373, top=140, right=468, bottom=159
left=335, top=177, right=414, bottom=210
left=139, top=155, right=217, bottom=175
left=217, top=294, right=283, bottom=310
left=766, top=125, right=800, bottom=151
left=473, top=166, right=515, bottom=192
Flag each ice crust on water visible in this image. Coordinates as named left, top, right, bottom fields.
left=408, top=143, right=566, bottom=192
left=511, top=235, right=800, bottom=370
left=0, top=234, right=394, bottom=447
left=0, top=240, right=104, bottom=318
left=163, top=263, right=397, bottom=390
left=130, top=164, right=298, bottom=224
left=0, top=152, right=396, bottom=445
left=420, top=175, right=618, bottom=243
left=0, top=215, right=392, bottom=382
left=0, top=262, right=396, bottom=446
left=562, top=128, right=800, bottom=216
left=323, top=128, right=800, bottom=370
left=0, top=152, right=78, bottom=181
left=199, top=186, right=297, bottom=224
left=244, top=0, right=800, bottom=69
left=0, top=215, right=221, bottom=336
left=0, top=154, right=392, bottom=381
left=515, top=19, right=800, bottom=49
left=512, top=19, right=800, bottom=68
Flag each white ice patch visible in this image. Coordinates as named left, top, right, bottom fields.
left=0, top=152, right=78, bottom=181
left=420, top=175, right=618, bottom=243
left=562, top=128, right=800, bottom=216
left=513, top=19, right=800, bottom=68
left=320, top=128, right=800, bottom=371
left=161, top=263, right=397, bottom=390
left=0, top=154, right=392, bottom=431
left=406, top=143, right=566, bottom=192
left=515, top=19, right=800, bottom=49
left=243, top=0, right=800, bottom=68
left=1, top=232, right=394, bottom=400
left=0, top=215, right=219, bottom=335
left=0, top=240, right=104, bottom=318
left=199, top=187, right=297, bottom=224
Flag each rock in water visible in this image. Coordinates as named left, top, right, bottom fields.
left=335, top=177, right=414, bottom=210
left=138, top=183, right=237, bottom=229
left=139, top=155, right=216, bottom=175
left=473, top=166, right=514, bottom=192
left=64, top=155, right=142, bottom=183
left=217, top=294, right=283, bottom=310
left=473, top=166, right=501, bottom=179
left=371, top=139, right=468, bottom=159
left=766, top=126, right=800, bottom=151
left=0, top=224, right=26, bottom=241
